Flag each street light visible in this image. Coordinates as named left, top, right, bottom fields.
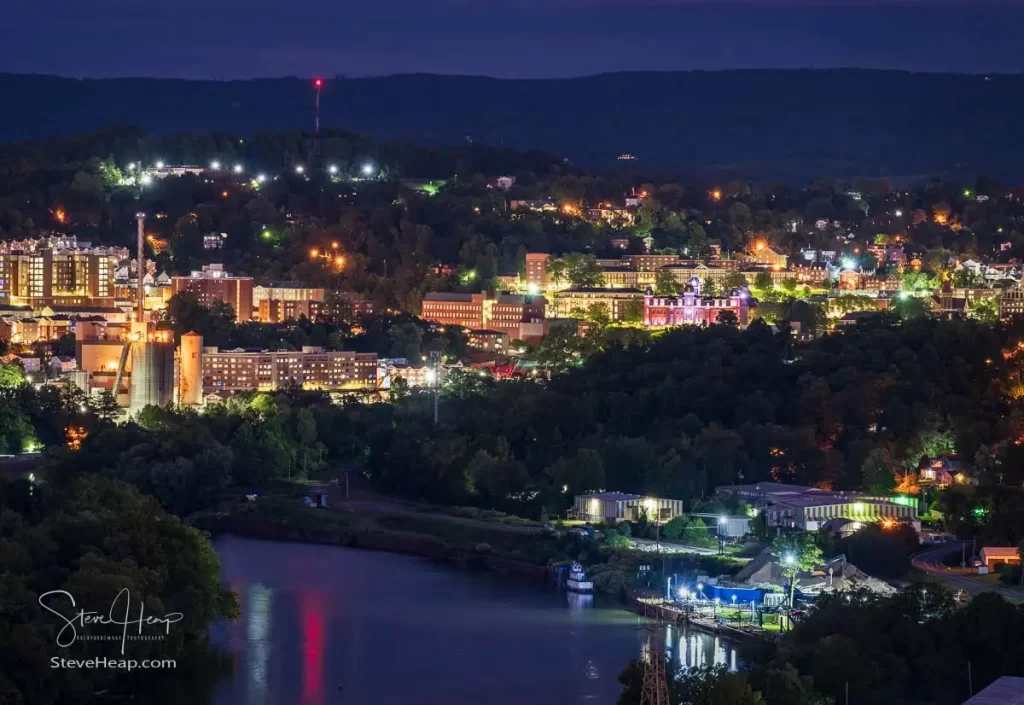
left=783, top=553, right=795, bottom=566
left=425, top=368, right=437, bottom=385
left=328, top=164, right=339, bottom=175
left=140, top=174, right=153, bottom=186
left=210, top=160, right=221, bottom=170
left=295, top=164, right=305, bottom=174
left=233, top=164, right=243, bottom=174
left=895, top=209, right=903, bottom=217
left=154, top=160, right=164, bottom=169
left=256, top=173, right=267, bottom=183
left=361, top=163, right=375, bottom=176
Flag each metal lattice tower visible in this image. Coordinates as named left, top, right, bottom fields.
left=640, top=606, right=670, bottom=705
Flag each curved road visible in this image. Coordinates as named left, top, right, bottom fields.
left=912, top=542, right=1023, bottom=601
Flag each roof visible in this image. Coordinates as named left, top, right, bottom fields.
left=577, top=492, right=645, bottom=502
left=721, top=482, right=816, bottom=496
left=961, top=677, right=1024, bottom=705
left=981, top=547, right=1021, bottom=559
left=259, top=281, right=318, bottom=289
left=423, top=292, right=477, bottom=302
left=561, top=287, right=643, bottom=294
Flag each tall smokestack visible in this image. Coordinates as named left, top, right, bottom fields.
left=135, top=212, right=145, bottom=322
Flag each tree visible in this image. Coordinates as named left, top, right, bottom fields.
left=563, top=253, right=605, bottom=288
left=619, top=298, right=644, bottom=323
left=94, top=390, right=120, bottom=422
left=753, top=271, right=774, bottom=291
left=770, top=533, right=823, bottom=608
left=702, top=278, right=720, bottom=297
left=585, top=302, right=612, bottom=327
left=722, top=270, right=748, bottom=291
left=716, top=310, right=739, bottom=326
left=0, top=360, right=25, bottom=387
left=861, top=447, right=896, bottom=493
left=972, top=296, right=999, bottom=324
left=654, top=269, right=678, bottom=295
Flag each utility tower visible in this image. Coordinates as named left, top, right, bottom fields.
left=640, top=606, right=670, bottom=705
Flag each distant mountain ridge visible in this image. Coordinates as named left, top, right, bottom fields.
left=4, top=70, right=1024, bottom=181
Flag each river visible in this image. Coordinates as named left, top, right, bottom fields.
left=211, top=535, right=740, bottom=705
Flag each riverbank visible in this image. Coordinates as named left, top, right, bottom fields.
left=193, top=508, right=554, bottom=583
left=193, top=493, right=747, bottom=606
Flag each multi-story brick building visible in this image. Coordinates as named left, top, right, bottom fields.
left=524, top=253, right=550, bottom=293
left=420, top=292, right=546, bottom=339
left=252, top=281, right=326, bottom=306
left=0, top=235, right=121, bottom=309
left=201, top=347, right=378, bottom=393
left=257, top=299, right=323, bottom=323
left=1000, top=286, right=1024, bottom=319
left=171, top=264, right=254, bottom=321
left=643, top=282, right=754, bottom=326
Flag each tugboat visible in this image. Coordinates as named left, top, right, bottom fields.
left=566, top=562, right=594, bottom=593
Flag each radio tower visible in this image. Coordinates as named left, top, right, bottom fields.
left=312, top=77, right=323, bottom=134
left=640, top=606, right=670, bottom=705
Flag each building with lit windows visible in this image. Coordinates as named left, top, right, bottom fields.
left=171, top=264, right=254, bottom=321
left=572, top=492, right=686, bottom=524
left=643, top=282, right=754, bottom=326
left=467, top=329, right=509, bottom=352
left=421, top=292, right=546, bottom=339
left=252, top=281, right=326, bottom=306
left=1000, top=286, right=1024, bottom=320
left=553, top=287, right=643, bottom=320
left=715, top=482, right=919, bottom=531
left=257, top=299, right=322, bottom=323
left=0, top=236, right=121, bottom=309
left=524, top=253, right=549, bottom=293
left=201, top=347, right=378, bottom=394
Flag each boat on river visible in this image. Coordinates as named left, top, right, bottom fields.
left=566, top=562, right=594, bottom=593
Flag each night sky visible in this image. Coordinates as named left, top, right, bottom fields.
left=3, top=1, right=1023, bottom=79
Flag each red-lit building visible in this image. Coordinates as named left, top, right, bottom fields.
left=642, top=283, right=753, bottom=326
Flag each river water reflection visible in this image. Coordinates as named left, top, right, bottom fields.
left=211, top=535, right=739, bottom=705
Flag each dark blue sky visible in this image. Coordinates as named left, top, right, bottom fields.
left=3, top=1, right=1023, bottom=78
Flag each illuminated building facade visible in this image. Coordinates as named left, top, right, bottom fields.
left=572, top=492, right=686, bottom=524
left=257, top=299, right=323, bottom=323
left=421, top=292, right=546, bottom=339
left=202, top=347, right=378, bottom=393
left=642, top=282, right=753, bottom=326
left=0, top=236, right=121, bottom=308
left=171, top=264, right=254, bottom=321
left=253, top=281, right=326, bottom=305
left=524, top=253, right=550, bottom=293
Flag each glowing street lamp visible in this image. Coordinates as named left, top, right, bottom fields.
left=783, top=553, right=795, bottom=566
left=310, top=248, right=319, bottom=258
left=154, top=160, right=164, bottom=169
left=328, top=164, right=339, bottom=175
left=233, top=164, right=244, bottom=174
left=894, top=209, right=903, bottom=217
left=140, top=174, right=153, bottom=186
left=256, top=173, right=267, bottom=183
left=210, top=160, right=221, bottom=170
left=361, top=163, right=375, bottom=176
left=295, top=164, right=305, bottom=174
left=425, top=368, right=437, bottom=385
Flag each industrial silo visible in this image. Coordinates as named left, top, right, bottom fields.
left=178, top=331, right=203, bottom=406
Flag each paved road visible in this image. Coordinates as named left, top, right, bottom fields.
left=912, top=542, right=1023, bottom=601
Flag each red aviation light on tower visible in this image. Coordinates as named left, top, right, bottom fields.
left=313, top=77, right=323, bottom=89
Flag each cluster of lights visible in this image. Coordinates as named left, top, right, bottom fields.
left=309, top=241, right=345, bottom=268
